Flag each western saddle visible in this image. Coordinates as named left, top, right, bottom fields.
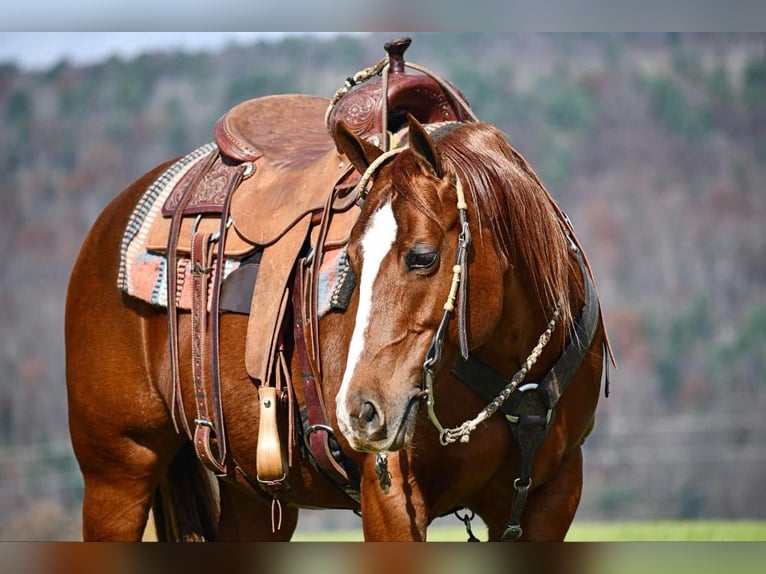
left=152, top=37, right=474, bottom=503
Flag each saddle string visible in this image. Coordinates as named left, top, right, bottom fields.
left=325, top=56, right=389, bottom=131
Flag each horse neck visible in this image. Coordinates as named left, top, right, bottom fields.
left=472, top=256, right=580, bottom=383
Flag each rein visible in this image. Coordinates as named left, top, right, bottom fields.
left=420, top=175, right=564, bottom=447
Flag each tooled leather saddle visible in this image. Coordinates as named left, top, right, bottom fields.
left=154, top=37, right=473, bottom=502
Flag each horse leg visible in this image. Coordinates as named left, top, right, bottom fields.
left=215, top=480, right=298, bottom=541
left=359, top=452, right=428, bottom=541
left=67, top=316, right=181, bottom=542
left=515, top=446, right=584, bottom=542
left=67, top=301, right=181, bottom=540
left=73, top=429, right=180, bottom=541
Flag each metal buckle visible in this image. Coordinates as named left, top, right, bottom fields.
left=501, top=524, right=523, bottom=541
left=504, top=384, right=553, bottom=426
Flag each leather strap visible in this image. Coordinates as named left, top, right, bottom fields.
left=204, top=162, right=249, bottom=471
left=292, top=264, right=360, bottom=502
left=190, top=231, right=228, bottom=474
left=307, top=167, right=354, bottom=373
left=308, top=186, right=340, bottom=375
left=166, top=148, right=219, bottom=437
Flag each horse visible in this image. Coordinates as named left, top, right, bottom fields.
left=65, top=48, right=611, bottom=542
left=329, top=117, right=612, bottom=541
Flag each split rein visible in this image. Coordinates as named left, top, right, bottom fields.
left=353, top=155, right=562, bottom=448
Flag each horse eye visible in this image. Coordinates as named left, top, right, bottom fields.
left=404, top=249, right=439, bottom=271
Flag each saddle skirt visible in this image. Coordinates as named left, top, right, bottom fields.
left=117, top=142, right=241, bottom=310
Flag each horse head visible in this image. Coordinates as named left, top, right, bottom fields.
left=333, top=116, right=515, bottom=452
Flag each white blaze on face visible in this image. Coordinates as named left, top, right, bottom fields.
left=336, top=202, right=398, bottom=428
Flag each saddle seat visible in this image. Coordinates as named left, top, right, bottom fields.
left=146, top=94, right=359, bottom=256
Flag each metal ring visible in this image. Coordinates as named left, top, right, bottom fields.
left=454, top=508, right=475, bottom=522
left=513, top=477, right=532, bottom=491
left=303, top=423, right=333, bottom=451
left=518, top=383, right=539, bottom=393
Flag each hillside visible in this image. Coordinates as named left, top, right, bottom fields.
left=0, top=33, right=764, bottom=538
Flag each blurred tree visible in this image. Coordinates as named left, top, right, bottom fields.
left=743, top=53, right=766, bottom=110
left=645, top=76, right=712, bottom=142
left=5, top=89, right=33, bottom=164
left=163, top=97, right=189, bottom=152
left=225, top=70, right=302, bottom=110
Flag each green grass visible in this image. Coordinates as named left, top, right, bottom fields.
left=291, top=521, right=766, bottom=542
left=566, top=520, right=766, bottom=541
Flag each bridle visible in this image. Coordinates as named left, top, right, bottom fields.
left=352, top=133, right=603, bottom=541
left=353, top=153, right=562, bottom=447
left=419, top=173, right=563, bottom=447
left=421, top=174, right=472, bottom=441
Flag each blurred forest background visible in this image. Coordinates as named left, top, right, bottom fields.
left=0, top=32, right=764, bottom=540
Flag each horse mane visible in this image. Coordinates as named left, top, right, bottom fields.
left=392, top=121, right=579, bottom=330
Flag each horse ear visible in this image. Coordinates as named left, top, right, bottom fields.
left=335, top=120, right=383, bottom=175
left=407, top=114, right=444, bottom=178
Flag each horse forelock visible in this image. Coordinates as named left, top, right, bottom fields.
left=385, top=155, right=450, bottom=230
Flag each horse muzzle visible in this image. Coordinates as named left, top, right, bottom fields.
left=338, top=391, right=424, bottom=452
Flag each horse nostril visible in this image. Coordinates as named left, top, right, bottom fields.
left=359, top=401, right=377, bottom=426
left=355, top=399, right=386, bottom=439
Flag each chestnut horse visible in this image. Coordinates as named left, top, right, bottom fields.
left=65, top=113, right=610, bottom=541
